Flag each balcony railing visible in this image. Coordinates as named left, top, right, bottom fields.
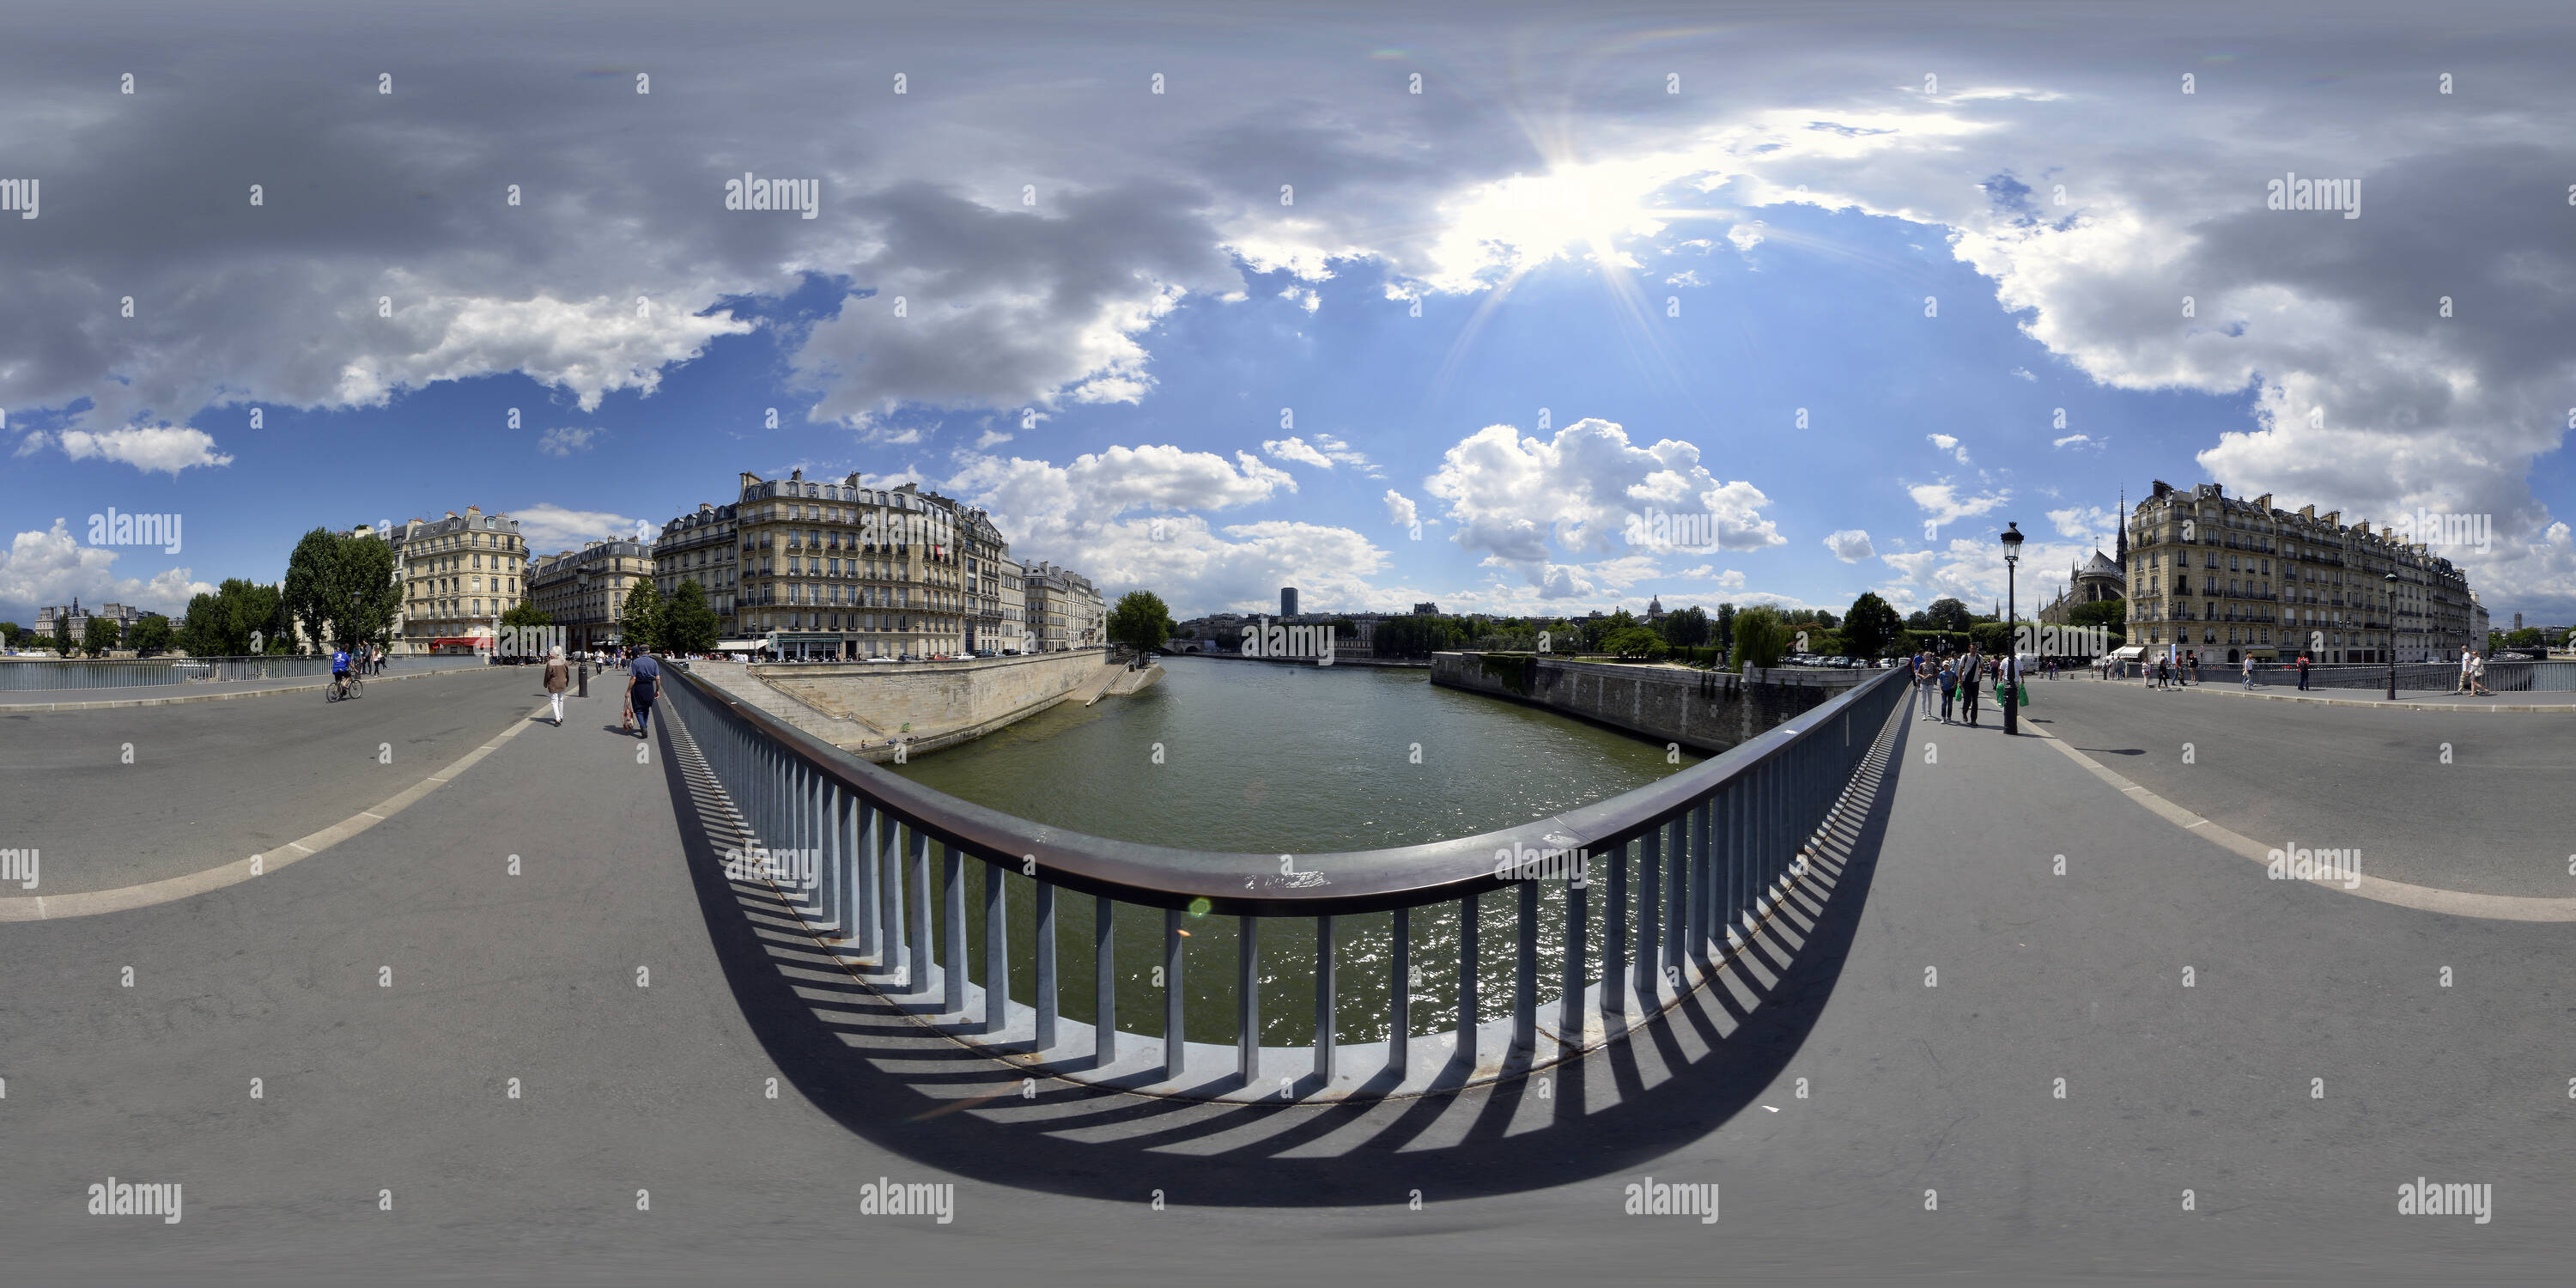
left=661, top=664, right=1913, bottom=1100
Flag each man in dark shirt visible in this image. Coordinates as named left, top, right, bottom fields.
left=627, top=652, right=662, bottom=738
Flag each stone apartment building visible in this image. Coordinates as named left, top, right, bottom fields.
left=2125, top=481, right=2476, bottom=665
left=1024, top=561, right=1103, bottom=652
left=527, top=538, right=655, bottom=651
left=652, top=501, right=742, bottom=637
left=386, top=507, right=528, bottom=654
left=729, top=469, right=971, bottom=659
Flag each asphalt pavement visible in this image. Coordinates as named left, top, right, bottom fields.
left=3, top=676, right=2572, bottom=1285
left=2022, top=677, right=2575, bottom=896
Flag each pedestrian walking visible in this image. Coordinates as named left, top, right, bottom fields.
left=1916, top=651, right=1938, bottom=720
left=2241, top=654, right=2256, bottom=690
left=627, top=650, right=662, bottom=738
left=2458, top=646, right=2474, bottom=694
left=1938, top=655, right=1958, bottom=723
left=1959, top=649, right=1984, bottom=726
left=544, top=646, right=571, bottom=726
left=2469, top=650, right=2491, bottom=696
left=2296, top=652, right=2312, bottom=690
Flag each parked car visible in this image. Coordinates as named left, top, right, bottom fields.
left=863, top=655, right=900, bottom=664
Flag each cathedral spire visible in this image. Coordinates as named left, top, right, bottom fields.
left=2115, top=488, right=2128, bottom=568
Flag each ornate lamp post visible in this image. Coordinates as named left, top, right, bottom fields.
left=2002, top=521, right=2024, bottom=734
left=2384, top=570, right=2399, bottom=701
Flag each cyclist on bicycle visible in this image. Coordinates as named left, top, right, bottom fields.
left=331, top=647, right=353, bottom=694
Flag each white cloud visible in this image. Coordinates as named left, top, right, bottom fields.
left=2045, top=505, right=2118, bottom=550
left=54, top=425, right=232, bottom=475
left=1425, top=417, right=1784, bottom=587
left=1824, top=529, right=1875, bottom=562
left=2051, top=433, right=2094, bottom=449
left=13, top=430, right=46, bottom=457
left=513, top=503, right=645, bottom=556
left=538, top=427, right=603, bottom=457
left=1382, top=489, right=1419, bottom=528
left=1925, top=434, right=1971, bottom=465
left=2010, top=367, right=2036, bottom=381
left=1726, top=223, right=1765, bottom=252
left=0, top=519, right=212, bottom=617
left=1909, top=483, right=2009, bottom=527
left=1262, top=436, right=1334, bottom=469
left=1664, top=270, right=1705, bottom=287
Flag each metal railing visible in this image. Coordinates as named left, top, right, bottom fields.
left=662, top=663, right=1911, bottom=1099
left=0, top=653, right=482, bottom=692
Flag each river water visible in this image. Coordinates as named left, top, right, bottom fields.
left=884, top=656, right=1698, bottom=1049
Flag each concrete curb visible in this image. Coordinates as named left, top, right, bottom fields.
left=2024, top=720, right=2576, bottom=922
left=0, top=697, right=552, bottom=920
left=0, top=663, right=489, bottom=713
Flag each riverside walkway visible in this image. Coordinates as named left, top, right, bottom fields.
left=2, top=665, right=2569, bottom=1284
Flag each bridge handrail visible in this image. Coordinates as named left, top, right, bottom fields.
left=660, top=659, right=1911, bottom=1094
left=666, top=663, right=1905, bottom=915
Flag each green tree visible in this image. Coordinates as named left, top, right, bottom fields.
left=1839, top=592, right=1907, bottom=658
left=1971, top=621, right=2013, bottom=654
left=2067, top=598, right=2127, bottom=632
left=283, top=528, right=402, bottom=653
left=500, top=599, right=552, bottom=629
left=1713, top=603, right=1737, bottom=652
left=1661, top=605, right=1710, bottom=647
left=1727, top=606, right=1789, bottom=671
left=179, top=579, right=285, bottom=656
left=660, top=580, right=720, bottom=654
left=1604, top=625, right=1668, bottom=660
left=52, top=611, right=74, bottom=655
left=0, top=621, right=16, bottom=648
left=618, top=580, right=664, bottom=652
left=1106, top=590, right=1176, bottom=657
left=2507, top=626, right=2543, bottom=647
left=126, top=614, right=174, bottom=656
left=82, top=614, right=121, bottom=656
left=1923, top=597, right=1974, bottom=635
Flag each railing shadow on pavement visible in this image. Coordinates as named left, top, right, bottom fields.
left=648, top=683, right=1911, bottom=1205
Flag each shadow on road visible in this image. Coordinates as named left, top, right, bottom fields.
left=653, top=707, right=1908, bottom=1205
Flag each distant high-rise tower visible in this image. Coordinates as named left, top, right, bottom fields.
left=1280, top=586, right=1298, bottom=618
left=2514, top=611, right=2524, bottom=631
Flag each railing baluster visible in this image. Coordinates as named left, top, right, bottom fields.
left=1635, top=828, right=1661, bottom=1001
left=1605, top=839, right=1628, bottom=1013
left=1034, top=880, right=1059, bottom=1052
left=1237, top=915, right=1261, bottom=1085
left=1163, top=908, right=1186, bottom=1082
left=1389, top=907, right=1411, bottom=1072
left=1315, top=914, right=1337, bottom=1083
left=1559, top=855, right=1589, bottom=1050
left=1456, top=893, right=1479, bottom=1064
left=908, top=827, right=933, bottom=994
left=942, top=842, right=967, bottom=1015
left=1695, top=797, right=1716, bottom=967
left=1094, top=897, right=1117, bottom=1065
left=982, top=857, right=1009, bottom=1034
left=855, top=799, right=878, bottom=960
left=1664, top=815, right=1687, bottom=983
left=1512, top=879, right=1537, bottom=1054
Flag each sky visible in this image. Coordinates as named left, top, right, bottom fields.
left=6, top=0, right=2576, bottom=628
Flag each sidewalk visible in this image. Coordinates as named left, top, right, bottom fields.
left=2147, top=681, right=2576, bottom=713
left=0, top=657, right=488, bottom=711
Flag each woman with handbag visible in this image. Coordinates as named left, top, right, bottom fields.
left=544, top=646, right=571, bottom=726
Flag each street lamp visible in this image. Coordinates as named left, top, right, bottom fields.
left=2002, top=521, right=2024, bottom=734
left=2383, top=571, right=2399, bottom=701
